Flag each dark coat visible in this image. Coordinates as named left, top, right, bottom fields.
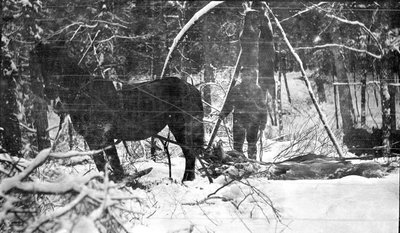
left=220, top=81, right=267, bottom=125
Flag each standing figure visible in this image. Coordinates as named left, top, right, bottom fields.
left=219, top=68, right=267, bottom=159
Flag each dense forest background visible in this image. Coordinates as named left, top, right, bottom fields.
left=1, top=1, right=400, bottom=233
left=2, top=0, right=399, bottom=157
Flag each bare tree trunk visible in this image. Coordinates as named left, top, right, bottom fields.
left=32, top=97, right=50, bottom=151
left=202, top=14, right=214, bottom=115
left=333, top=80, right=340, bottom=129
left=281, top=52, right=291, bottom=103
left=353, top=71, right=360, bottom=122
left=361, top=71, right=367, bottom=126
left=258, top=10, right=276, bottom=125
left=277, top=70, right=283, bottom=133
left=331, top=47, right=355, bottom=134
left=30, top=54, right=50, bottom=151
left=0, top=75, right=22, bottom=156
left=315, top=75, right=327, bottom=103
left=389, top=53, right=398, bottom=130
left=379, top=58, right=391, bottom=157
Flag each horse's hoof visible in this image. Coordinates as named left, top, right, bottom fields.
left=109, top=172, right=125, bottom=183
left=182, top=172, right=195, bottom=182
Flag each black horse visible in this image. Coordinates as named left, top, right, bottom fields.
left=31, top=41, right=204, bottom=181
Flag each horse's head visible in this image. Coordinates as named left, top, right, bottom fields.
left=31, top=40, right=68, bottom=100
left=31, top=40, right=90, bottom=104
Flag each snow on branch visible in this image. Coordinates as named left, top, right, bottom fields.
left=160, top=1, right=224, bottom=77
left=295, top=43, right=382, bottom=59
left=280, top=2, right=328, bottom=23
left=314, top=4, right=383, bottom=55
left=0, top=149, right=50, bottom=223
left=0, top=148, right=51, bottom=194
left=11, top=173, right=101, bottom=194
left=49, top=145, right=115, bottom=158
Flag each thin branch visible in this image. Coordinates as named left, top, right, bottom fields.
left=234, top=210, right=252, bottom=233
left=295, top=43, right=382, bottom=59
left=0, top=153, right=30, bottom=168
left=97, top=34, right=152, bottom=43
left=91, top=20, right=128, bottom=28
left=315, top=4, right=383, bottom=54
left=78, top=30, right=100, bottom=65
left=196, top=202, right=218, bottom=226
left=49, top=146, right=112, bottom=158
left=280, top=2, right=328, bottom=23
left=108, top=208, right=133, bottom=233
left=69, top=24, right=83, bottom=41
left=19, top=123, right=59, bottom=133
left=19, top=123, right=36, bottom=133
left=24, top=188, right=89, bottom=233
left=52, top=22, right=98, bottom=38
left=89, top=160, right=110, bottom=221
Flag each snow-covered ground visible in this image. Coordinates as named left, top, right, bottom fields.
left=125, top=156, right=399, bottom=233
left=37, top=70, right=398, bottom=233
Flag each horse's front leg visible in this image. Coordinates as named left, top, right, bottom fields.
left=168, top=122, right=196, bottom=182
left=182, top=147, right=196, bottom=181
left=103, top=141, right=124, bottom=180
left=84, top=127, right=124, bottom=180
